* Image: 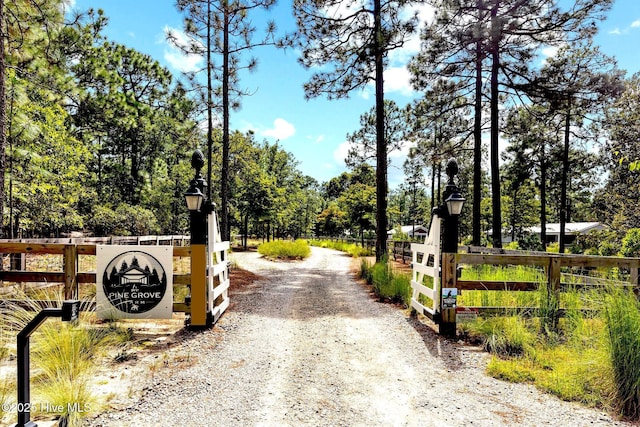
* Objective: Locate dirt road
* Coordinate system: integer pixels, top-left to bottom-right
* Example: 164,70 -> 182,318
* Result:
88,247 -> 626,426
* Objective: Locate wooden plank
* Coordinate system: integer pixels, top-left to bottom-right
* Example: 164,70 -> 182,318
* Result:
173,246 -> 191,257
0,243 -> 67,254
64,244 -> 78,299
211,241 -> 230,252
210,297 -> 230,324
410,280 -> 435,300
173,274 -> 190,285
456,280 -> 539,291
559,255 -> 640,269
0,271 -> 65,282
411,263 -> 436,277
411,299 -> 435,318
212,280 -> 230,300
77,244 -> 96,255
211,262 -> 228,277
457,253 -> 551,266
78,272 -> 96,283
173,302 -> 190,313
190,244 -> 208,326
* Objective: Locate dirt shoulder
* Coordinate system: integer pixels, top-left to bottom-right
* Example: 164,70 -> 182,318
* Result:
85,247 -> 626,426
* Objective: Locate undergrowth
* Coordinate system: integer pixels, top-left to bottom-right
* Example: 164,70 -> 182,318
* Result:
258,239 -> 311,260
307,239 -> 373,257
0,292 -> 134,426
459,279 -> 640,420
359,258 -> 411,306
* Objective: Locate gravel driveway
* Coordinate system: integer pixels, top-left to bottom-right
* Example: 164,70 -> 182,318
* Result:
87,247 -> 627,426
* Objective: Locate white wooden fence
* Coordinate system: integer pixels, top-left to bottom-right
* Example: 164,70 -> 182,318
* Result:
410,214 -> 441,319
206,209 -> 230,324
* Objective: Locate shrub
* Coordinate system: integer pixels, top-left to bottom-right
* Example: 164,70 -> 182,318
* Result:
621,228 -> 640,258
466,316 -> 536,357
603,286 -> 640,419
258,239 -> 311,260
360,259 -> 411,306
307,239 -> 373,257
87,204 -> 160,236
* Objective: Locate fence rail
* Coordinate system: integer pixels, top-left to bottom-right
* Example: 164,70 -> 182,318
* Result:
447,251 -> 640,319
0,238 -> 192,311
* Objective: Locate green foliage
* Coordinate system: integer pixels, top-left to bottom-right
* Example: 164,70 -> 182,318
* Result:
359,259 -> 411,306
258,239 -> 311,260
603,286 -> 640,419
390,225 -> 409,242
621,228 -> 640,258
467,317 -> 536,357
308,239 -> 373,257
87,204 -> 160,236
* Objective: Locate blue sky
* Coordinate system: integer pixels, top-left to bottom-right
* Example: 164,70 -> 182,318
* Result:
70,0 -> 640,188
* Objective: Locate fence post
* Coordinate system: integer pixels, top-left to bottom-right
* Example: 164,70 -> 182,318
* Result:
63,244 -> 78,300
440,253 -> 457,337
546,256 -> 561,330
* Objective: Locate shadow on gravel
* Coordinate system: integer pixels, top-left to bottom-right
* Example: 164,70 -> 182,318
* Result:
406,316 -> 466,371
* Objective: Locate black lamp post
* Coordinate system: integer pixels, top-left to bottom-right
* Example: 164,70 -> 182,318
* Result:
184,150 -> 209,245
438,158 -> 465,337
441,158 -> 466,254
183,150 -> 214,327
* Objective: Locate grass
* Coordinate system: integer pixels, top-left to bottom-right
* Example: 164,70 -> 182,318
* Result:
602,285 -> 640,419
308,239 -> 374,257
0,292 -> 135,426
359,258 -> 411,306
459,278 -> 640,419
258,239 -> 311,260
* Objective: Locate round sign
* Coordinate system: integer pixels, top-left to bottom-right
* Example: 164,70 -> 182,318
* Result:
101,250 -> 168,314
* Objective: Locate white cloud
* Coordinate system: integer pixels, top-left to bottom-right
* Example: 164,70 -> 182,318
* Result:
391,4 -> 436,64
333,140 -> 351,165
541,45 -> 559,59
262,118 -> 296,140
163,26 -> 204,73
384,66 -> 415,96
632,20 -> 640,28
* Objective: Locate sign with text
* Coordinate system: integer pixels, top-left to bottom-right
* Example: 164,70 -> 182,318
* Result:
442,288 -> 457,308
96,246 -> 173,319
456,307 -> 479,323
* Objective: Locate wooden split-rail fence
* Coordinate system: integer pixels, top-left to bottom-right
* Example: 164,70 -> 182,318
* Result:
0,236 -> 193,313
410,217 -> 640,333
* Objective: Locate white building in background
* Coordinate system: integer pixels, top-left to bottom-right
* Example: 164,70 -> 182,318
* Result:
487,222 -> 606,245
387,225 -> 429,240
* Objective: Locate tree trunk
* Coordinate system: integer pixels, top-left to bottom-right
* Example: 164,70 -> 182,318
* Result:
0,0 -> 5,238
489,5 -> 502,248
559,106 -> 571,254
221,2 -> 231,241
430,160 -> 435,214
472,9 -> 483,246
539,143 -> 547,249
206,0 -> 213,200
373,0 -> 387,262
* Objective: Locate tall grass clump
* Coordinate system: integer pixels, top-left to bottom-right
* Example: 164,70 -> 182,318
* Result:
308,239 -> 373,257
258,239 -> 311,260
603,285 -> 640,419
360,259 -> 411,306
465,316 -> 536,357
1,293 -> 134,426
